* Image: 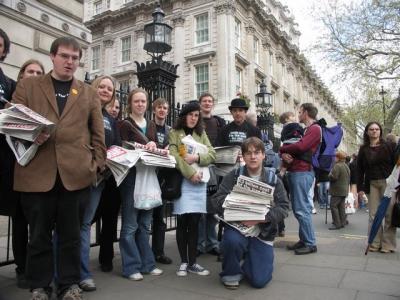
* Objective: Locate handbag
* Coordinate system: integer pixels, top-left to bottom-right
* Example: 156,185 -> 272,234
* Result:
134,164 -> 162,210
158,167 -> 183,200
345,193 -> 356,214
392,189 -> 400,227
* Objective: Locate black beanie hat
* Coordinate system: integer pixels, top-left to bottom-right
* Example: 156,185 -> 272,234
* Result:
179,100 -> 201,117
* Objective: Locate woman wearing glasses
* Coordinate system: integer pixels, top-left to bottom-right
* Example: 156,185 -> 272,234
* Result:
357,122 -> 397,253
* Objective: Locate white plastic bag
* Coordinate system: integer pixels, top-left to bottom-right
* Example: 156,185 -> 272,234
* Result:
134,164 -> 162,210
345,193 -> 356,214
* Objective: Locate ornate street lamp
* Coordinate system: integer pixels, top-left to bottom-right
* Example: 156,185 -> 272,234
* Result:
143,4 -> 172,58
255,79 -> 275,147
135,3 -> 179,125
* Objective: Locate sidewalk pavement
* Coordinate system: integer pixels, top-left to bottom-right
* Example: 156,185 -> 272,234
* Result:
0,208 -> 399,300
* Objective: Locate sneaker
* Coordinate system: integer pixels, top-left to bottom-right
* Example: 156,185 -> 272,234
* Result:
128,273 -> 143,281
149,268 -> 163,276
31,288 -> 49,300
312,208 -> 317,214
61,285 -> 82,300
176,263 -> 188,277
294,245 -> 318,255
79,278 -> 96,292
187,263 -> 210,276
223,280 -> 240,290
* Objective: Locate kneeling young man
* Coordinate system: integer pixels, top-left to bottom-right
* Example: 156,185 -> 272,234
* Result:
212,137 -> 289,289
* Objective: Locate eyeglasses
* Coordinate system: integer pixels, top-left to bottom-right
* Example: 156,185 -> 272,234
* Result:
56,53 -> 80,62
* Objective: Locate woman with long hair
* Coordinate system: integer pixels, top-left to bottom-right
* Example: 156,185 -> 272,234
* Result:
168,101 -> 216,277
357,121 -> 397,253
118,88 -> 163,281
80,75 -> 121,291
17,59 -> 45,80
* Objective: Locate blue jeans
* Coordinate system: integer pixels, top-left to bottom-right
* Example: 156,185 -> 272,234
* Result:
288,171 -> 316,246
197,213 -> 219,253
220,227 -> 273,288
318,182 -> 330,208
80,181 -> 105,281
119,169 -> 156,277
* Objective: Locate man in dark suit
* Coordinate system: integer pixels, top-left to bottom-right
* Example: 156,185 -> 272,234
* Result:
12,36 -> 106,300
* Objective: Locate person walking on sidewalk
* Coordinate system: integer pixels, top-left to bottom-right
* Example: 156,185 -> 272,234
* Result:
280,103 -> 321,255
357,122 -> 397,253
12,36 -> 106,300
328,151 -> 350,230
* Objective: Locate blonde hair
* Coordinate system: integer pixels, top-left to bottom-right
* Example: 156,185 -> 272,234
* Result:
91,75 -> 116,107
336,150 -> 347,161
127,88 -> 148,114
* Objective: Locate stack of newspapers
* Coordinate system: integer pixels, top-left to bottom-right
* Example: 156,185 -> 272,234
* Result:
222,175 -> 274,221
0,99 -> 55,166
106,143 -> 176,186
213,146 -> 241,176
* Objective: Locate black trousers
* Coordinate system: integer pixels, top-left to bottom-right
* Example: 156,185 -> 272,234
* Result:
21,178 -> 89,292
152,203 -> 167,257
176,213 -> 201,265
12,196 -> 28,275
93,178 -> 121,266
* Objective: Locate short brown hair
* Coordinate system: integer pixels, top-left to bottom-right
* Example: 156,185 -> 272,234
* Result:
241,137 -> 265,154
17,59 -> 45,81
50,36 -> 82,59
152,97 -> 169,111
127,88 -> 148,114
300,103 -> 318,119
198,92 -> 215,103
279,111 -> 294,124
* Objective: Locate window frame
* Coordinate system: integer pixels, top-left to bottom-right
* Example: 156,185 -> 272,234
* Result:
194,63 -> 209,99
93,0 -> 102,15
120,36 -> 132,64
195,13 -> 209,45
91,45 -> 100,71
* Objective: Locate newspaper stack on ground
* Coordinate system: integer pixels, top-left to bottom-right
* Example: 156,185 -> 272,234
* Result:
181,135 -> 210,183
213,146 -> 241,176
106,146 -> 141,186
222,175 -> 274,221
123,141 -> 176,168
0,99 -> 55,166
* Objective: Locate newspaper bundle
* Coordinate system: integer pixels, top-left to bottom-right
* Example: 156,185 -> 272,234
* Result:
0,100 -> 55,166
106,146 -> 141,186
181,135 -> 210,183
213,146 -> 241,176
222,175 -> 274,221
123,141 -> 176,168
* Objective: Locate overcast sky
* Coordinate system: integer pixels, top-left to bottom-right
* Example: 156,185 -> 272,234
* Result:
279,0 -> 346,103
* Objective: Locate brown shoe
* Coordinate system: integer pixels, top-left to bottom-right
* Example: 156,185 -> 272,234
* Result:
287,241 -> 305,250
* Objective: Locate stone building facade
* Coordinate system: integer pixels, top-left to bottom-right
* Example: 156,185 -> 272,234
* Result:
0,0 -> 91,80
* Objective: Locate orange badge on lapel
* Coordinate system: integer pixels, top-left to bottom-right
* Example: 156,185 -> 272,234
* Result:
71,89 -> 78,95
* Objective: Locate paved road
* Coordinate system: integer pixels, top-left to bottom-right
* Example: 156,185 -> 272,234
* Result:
0,208 -> 399,300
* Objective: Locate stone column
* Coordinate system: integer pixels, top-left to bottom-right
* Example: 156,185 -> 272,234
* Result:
103,38 -> 114,75
135,29 -> 145,67
214,1 -> 236,116
172,14 -> 185,104
245,23 -> 256,103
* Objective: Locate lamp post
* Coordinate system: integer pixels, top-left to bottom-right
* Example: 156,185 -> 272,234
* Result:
379,85 -> 387,127
255,79 -> 274,144
135,4 -> 179,125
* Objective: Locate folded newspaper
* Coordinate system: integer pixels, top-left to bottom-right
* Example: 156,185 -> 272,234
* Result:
0,102 -> 55,141
213,146 -> 241,176
123,141 -> 176,168
0,99 -> 55,166
222,175 -> 274,221
214,214 -> 261,237
106,146 -> 141,186
181,135 -> 210,183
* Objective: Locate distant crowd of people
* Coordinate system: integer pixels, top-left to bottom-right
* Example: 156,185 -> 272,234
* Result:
0,28 -> 398,300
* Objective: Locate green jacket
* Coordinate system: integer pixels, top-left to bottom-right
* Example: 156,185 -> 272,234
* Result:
329,161 -> 350,197
168,129 -> 216,179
